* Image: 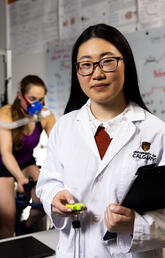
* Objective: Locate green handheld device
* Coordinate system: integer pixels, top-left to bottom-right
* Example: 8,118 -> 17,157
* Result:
66,203 -> 85,211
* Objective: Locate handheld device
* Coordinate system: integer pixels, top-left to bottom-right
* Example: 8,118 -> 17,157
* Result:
66,203 -> 85,211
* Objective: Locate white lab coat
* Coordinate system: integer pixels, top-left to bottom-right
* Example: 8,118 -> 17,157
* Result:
36,102 -> 165,258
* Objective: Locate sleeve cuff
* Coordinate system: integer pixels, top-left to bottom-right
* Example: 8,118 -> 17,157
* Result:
117,233 -> 133,253
51,211 -> 67,229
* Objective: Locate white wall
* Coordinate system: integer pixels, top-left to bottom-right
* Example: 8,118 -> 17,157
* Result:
0,0 -> 6,50
0,1 -> 46,104
11,52 -> 46,102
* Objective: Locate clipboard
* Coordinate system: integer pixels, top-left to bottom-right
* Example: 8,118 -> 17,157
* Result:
0,236 -> 55,258
103,163 -> 165,241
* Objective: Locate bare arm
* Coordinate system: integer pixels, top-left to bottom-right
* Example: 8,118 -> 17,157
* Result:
0,106 -> 28,192
41,108 -> 56,136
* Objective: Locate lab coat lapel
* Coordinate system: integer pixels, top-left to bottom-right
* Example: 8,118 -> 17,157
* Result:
77,106 -> 100,159
98,102 -> 146,173
96,121 -> 136,175
76,101 -> 145,175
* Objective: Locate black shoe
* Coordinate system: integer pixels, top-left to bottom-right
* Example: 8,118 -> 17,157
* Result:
21,220 -> 34,235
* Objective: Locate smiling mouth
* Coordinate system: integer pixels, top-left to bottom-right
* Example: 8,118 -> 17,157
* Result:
91,84 -> 108,90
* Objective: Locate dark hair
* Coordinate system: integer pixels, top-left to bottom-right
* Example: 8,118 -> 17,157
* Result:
11,74 -> 47,150
19,74 -> 47,96
64,23 -> 148,114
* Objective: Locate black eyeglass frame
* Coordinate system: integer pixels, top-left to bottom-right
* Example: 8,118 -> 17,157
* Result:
75,56 -> 124,76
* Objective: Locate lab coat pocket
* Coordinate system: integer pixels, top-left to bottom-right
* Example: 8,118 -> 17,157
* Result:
56,226 -> 75,258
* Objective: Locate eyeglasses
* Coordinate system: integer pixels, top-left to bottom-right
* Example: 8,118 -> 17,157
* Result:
76,56 -> 123,76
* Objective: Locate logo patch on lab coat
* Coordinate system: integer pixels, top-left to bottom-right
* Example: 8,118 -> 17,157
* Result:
142,142 -> 151,151
132,151 -> 156,161
132,142 -> 157,161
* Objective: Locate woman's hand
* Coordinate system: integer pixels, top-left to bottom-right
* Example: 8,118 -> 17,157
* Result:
51,190 -> 75,216
17,176 -> 29,193
104,203 -> 135,234
51,190 -> 86,217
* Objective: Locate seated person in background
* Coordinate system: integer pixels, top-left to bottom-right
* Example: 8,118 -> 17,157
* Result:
0,74 -> 55,239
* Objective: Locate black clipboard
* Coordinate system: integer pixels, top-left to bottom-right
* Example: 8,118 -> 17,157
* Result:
0,236 -> 55,258
103,163 -> 165,241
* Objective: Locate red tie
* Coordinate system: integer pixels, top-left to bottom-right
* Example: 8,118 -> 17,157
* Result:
95,126 -> 112,159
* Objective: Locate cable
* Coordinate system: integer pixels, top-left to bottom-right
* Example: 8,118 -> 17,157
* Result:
72,214 -> 81,258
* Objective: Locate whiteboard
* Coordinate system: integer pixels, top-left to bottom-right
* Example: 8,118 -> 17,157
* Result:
45,40 -> 74,119
45,26 -> 165,121
127,26 -> 165,121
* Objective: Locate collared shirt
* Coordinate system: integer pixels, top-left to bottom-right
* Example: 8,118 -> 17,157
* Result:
86,99 -> 131,138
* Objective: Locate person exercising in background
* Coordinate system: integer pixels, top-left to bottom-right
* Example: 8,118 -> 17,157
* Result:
0,74 -> 55,239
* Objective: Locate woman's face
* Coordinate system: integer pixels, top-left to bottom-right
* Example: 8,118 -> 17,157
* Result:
19,84 -> 46,111
77,38 -> 125,107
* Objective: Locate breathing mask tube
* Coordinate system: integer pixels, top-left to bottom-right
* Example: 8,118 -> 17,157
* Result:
0,109 -> 50,129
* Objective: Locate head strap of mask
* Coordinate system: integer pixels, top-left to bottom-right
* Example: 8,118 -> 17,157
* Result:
19,93 -> 43,116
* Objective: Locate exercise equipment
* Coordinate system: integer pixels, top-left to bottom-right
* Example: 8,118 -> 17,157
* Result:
15,176 -> 43,236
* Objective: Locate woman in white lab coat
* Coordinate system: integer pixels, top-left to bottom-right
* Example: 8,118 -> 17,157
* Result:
36,24 -> 165,257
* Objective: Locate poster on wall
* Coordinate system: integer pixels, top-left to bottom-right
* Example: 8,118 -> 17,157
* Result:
137,0 -> 162,29
8,0 -> 59,54
58,0 -> 138,39
45,40 -> 73,119
81,0 -> 109,31
107,0 -> 137,33
127,26 -> 165,121
59,0 -> 82,40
